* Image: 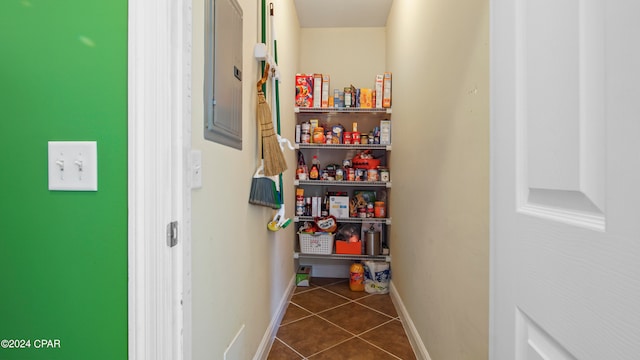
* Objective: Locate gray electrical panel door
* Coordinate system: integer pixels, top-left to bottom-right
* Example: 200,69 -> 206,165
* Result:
204,0 -> 243,149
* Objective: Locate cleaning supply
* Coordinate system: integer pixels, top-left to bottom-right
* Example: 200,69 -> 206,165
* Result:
256,63 -> 287,177
349,262 -> 365,292
248,162 -> 280,209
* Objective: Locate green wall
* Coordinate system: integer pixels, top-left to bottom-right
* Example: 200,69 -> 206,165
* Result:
0,1 -> 127,359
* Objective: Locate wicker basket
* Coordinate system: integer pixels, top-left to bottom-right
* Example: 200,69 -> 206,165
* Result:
298,232 -> 334,254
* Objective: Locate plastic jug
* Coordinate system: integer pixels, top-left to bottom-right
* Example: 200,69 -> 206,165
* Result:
349,262 -> 365,291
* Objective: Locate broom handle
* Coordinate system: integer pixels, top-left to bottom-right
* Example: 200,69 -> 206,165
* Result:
270,3 -> 285,203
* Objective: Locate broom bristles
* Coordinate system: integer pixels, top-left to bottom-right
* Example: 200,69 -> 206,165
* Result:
249,176 -> 281,209
257,92 -> 288,176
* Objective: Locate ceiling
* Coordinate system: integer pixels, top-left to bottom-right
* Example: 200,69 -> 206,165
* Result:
293,0 -> 393,28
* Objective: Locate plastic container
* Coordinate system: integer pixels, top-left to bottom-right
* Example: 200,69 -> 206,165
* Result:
349,262 -> 365,291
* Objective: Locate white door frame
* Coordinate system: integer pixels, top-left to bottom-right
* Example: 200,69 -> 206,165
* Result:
128,0 -> 193,359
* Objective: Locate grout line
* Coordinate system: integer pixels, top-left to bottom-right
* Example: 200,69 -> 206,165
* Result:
272,337 -> 307,359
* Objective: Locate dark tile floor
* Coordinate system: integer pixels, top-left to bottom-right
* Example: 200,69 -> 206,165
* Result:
267,278 -> 417,360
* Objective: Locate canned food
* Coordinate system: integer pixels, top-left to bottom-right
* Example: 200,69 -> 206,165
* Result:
367,168 -> 379,181
352,132 -> 361,144
379,168 -> 390,182
343,132 -> 352,144
301,133 -> 310,143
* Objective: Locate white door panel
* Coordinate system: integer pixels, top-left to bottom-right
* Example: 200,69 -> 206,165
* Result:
492,0 -> 640,359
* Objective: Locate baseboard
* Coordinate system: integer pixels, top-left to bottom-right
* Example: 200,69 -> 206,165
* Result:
389,280 -> 432,360
252,274 -> 296,360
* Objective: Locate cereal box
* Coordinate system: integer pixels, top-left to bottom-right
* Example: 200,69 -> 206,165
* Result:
295,74 -> 314,107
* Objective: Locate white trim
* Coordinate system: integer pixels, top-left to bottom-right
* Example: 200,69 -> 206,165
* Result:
389,281 -> 432,360
128,0 -> 190,359
252,275 -> 297,360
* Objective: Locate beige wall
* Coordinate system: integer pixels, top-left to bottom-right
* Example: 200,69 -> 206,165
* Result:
386,0 -> 490,359
300,27 -> 386,91
190,0 -> 299,358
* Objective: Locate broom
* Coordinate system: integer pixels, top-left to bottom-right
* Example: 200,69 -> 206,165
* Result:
257,63 -> 287,176
249,64 -> 282,208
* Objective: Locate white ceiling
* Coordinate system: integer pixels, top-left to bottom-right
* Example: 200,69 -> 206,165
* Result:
293,0 -> 393,28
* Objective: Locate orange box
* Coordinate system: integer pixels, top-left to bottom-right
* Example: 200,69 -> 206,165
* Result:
359,88 -> 373,108
335,240 -> 362,255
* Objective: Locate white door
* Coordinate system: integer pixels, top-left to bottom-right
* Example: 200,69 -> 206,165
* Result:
491,0 -> 640,359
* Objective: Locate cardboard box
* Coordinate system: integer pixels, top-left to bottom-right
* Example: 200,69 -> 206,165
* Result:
321,74 -> 330,108
313,74 -> 322,108
375,74 -> 384,108
329,196 -> 350,218
296,265 -> 312,286
295,74 -> 314,107
360,88 -> 373,108
382,72 -> 392,108
380,120 -> 391,145
335,240 -> 362,255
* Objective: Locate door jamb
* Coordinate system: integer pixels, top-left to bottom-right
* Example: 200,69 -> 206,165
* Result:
128,0 -> 192,359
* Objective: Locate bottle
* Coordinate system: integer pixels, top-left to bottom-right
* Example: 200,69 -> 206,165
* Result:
296,151 -> 308,180
309,155 -> 320,180
349,262 -> 365,292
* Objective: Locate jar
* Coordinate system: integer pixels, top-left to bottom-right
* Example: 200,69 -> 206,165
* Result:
360,134 -> 368,144
374,201 -> 386,218
312,127 -> 325,143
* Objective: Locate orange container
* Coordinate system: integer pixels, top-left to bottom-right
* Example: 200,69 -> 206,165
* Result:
349,262 -> 365,291
335,240 -> 361,255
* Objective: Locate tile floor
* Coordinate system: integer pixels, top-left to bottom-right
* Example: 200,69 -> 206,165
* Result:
267,277 -> 417,360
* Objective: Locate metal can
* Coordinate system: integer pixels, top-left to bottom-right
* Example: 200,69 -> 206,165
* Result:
343,131 -> 352,144
352,132 -> 361,144
347,168 -> 355,181
367,168 -> 379,181
379,168 -> 390,182
301,132 -> 310,144
335,168 -> 344,181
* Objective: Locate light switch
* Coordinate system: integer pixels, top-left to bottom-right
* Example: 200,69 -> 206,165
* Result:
190,150 -> 202,189
48,141 -> 98,191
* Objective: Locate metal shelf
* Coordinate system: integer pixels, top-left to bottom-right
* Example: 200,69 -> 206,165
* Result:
295,179 -> 391,188
295,216 -> 391,225
296,143 -> 391,151
294,252 -> 391,262
295,107 -> 392,114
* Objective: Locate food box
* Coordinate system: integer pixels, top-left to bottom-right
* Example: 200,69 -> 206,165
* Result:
335,240 -> 362,255
313,74 -> 322,107
375,74 -> 384,108
360,88 -> 373,108
329,196 -> 349,218
382,72 -> 392,108
321,74 -> 330,108
296,265 -> 312,286
295,74 -> 314,107
380,120 -> 391,145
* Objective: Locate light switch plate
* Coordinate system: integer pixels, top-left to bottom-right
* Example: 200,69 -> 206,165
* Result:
48,141 -> 98,191
190,150 -> 202,189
